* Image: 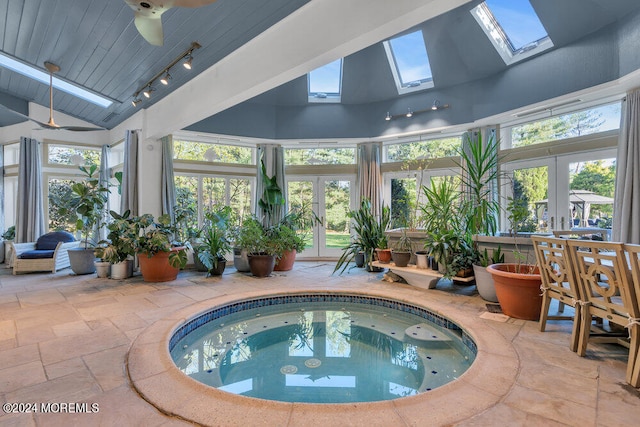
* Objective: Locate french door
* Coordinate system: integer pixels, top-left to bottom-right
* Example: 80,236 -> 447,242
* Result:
502,148 -> 616,234
287,175 -> 355,257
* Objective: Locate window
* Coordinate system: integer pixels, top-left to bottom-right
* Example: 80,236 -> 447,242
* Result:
285,147 -> 355,165
175,174 -> 253,229
173,140 -> 254,165
308,59 -> 343,103
385,136 -> 461,162
47,144 -> 101,167
471,0 -> 553,65
384,30 -> 434,94
3,143 -> 20,166
48,177 -> 78,231
507,102 -> 622,148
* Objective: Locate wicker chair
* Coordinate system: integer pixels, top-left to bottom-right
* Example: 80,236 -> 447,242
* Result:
9,231 -> 78,274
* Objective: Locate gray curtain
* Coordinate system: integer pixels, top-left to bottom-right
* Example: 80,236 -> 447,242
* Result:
255,144 -> 286,227
120,130 -> 139,216
15,137 -> 45,242
613,89 -> 640,243
357,142 -> 382,217
161,135 -> 176,220
97,144 -> 111,241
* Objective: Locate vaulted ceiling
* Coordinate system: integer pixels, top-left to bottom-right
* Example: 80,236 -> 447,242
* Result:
1,0 -> 640,139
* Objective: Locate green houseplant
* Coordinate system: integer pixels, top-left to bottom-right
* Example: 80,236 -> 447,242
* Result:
238,217 -> 277,277
95,210 -> 139,279
134,214 -> 188,282
334,199 -> 390,274
391,227 -> 412,267
196,207 -> 232,276
65,164 -> 110,275
271,223 -> 306,271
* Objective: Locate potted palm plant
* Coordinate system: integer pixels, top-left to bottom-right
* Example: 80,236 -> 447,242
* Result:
333,199 -> 390,274
196,207 -> 232,276
66,164 -> 110,275
238,217 -> 277,277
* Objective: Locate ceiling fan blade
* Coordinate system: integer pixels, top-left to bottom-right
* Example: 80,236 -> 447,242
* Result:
174,0 -> 218,7
134,12 -> 165,46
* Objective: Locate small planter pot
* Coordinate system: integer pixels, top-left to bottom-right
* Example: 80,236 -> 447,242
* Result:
233,248 -> 250,272
110,260 -> 131,280
248,253 -> 276,278
391,250 -> 411,267
274,249 -> 296,271
487,263 -> 542,320
95,261 -> 110,278
415,251 -> 429,269
375,248 -> 392,264
354,251 -> 365,268
209,258 -> 226,276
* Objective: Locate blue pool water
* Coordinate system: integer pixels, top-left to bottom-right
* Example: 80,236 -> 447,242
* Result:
170,295 -> 476,403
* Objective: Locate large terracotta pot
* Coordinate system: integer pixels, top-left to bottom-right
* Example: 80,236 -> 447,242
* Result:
487,263 -> 542,320
138,247 -> 184,282
248,253 -> 276,278
274,249 -> 296,271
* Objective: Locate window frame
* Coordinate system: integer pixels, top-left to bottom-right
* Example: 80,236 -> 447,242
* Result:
383,30 -> 434,95
307,58 -> 343,103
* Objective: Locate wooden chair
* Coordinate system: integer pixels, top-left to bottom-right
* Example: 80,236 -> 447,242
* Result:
531,236 -> 582,352
622,243 -> 640,387
568,239 -> 640,387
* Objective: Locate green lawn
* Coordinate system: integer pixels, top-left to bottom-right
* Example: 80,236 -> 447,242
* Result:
325,233 -> 350,248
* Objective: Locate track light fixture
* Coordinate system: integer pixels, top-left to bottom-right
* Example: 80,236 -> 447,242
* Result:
131,41 -> 201,107
160,71 -> 171,85
183,55 -> 193,70
384,101 -> 451,121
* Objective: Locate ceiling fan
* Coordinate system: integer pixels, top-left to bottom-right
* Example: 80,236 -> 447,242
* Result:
125,0 -> 218,46
0,62 -> 105,131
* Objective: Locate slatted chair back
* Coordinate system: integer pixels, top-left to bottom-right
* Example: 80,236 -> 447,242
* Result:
622,243 -> 640,387
568,239 -> 640,387
531,235 -> 582,351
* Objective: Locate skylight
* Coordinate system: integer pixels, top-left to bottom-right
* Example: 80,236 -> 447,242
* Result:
471,0 -> 553,65
308,58 -> 343,103
0,52 -> 113,108
384,30 -> 434,95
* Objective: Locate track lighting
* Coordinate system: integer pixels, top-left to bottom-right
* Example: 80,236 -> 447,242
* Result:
383,102 -> 450,121
160,71 -> 171,85
183,55 -> 193,70
131,41 -> 201,106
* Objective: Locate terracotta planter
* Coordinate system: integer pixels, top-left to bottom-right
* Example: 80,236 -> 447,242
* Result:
391,250 -> 411,267
375,248 -> 392,263
274,249 -> 296,271
138,247 -> 184,282
487,263 -> 542,320
248,253 -> 276,278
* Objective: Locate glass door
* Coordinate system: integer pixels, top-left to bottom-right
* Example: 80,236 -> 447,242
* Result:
287,176 -> 355,257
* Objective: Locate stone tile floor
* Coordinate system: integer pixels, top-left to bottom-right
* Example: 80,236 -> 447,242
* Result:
0,262 -> 638,426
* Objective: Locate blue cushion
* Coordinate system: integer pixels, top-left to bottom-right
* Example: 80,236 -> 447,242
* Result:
36,231 -> 75,250
18,250 -> 55,259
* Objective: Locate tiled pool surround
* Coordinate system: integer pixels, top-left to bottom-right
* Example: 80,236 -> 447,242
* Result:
127,288 -> 519,426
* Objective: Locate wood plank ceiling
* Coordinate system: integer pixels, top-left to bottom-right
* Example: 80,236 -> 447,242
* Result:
0,0 -> 310,128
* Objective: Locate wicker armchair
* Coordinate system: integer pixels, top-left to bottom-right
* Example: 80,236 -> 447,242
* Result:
9,231 -> 78,274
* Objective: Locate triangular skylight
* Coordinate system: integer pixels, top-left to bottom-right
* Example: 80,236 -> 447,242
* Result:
308,58 -> 343,103
471,0 -> 553,65
383,30 -> 434,95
